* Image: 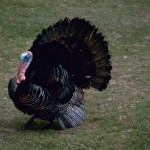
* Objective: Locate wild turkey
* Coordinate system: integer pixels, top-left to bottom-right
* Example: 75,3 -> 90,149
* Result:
8,17 -> 112,129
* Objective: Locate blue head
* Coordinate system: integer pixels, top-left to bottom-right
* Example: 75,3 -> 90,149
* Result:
17,51 -> 33,83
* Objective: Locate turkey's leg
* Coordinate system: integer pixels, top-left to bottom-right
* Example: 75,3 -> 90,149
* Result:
43,120 -> 54,129
22,115 -> 36,129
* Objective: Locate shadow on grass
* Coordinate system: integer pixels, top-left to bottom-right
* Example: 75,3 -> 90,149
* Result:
0,117 -> 62,133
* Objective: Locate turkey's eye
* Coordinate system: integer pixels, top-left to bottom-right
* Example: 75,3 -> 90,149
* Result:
21,53 -> 29,61
24,55 -> 29,61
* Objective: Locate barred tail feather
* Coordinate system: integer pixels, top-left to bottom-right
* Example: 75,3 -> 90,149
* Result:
57,104 -> 84,129
57,86 -> 84,129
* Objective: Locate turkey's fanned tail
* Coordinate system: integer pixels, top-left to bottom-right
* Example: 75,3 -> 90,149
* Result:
30,17 -> 112,91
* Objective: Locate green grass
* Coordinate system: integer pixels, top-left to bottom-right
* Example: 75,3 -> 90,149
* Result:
0,0 -> 150,149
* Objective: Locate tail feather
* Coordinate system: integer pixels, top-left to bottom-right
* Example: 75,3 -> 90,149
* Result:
30,17 -> 112,91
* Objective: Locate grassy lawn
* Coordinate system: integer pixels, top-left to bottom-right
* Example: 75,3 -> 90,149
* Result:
0,0 -> 150,149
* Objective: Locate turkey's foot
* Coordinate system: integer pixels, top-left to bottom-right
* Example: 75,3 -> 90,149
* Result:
21,116 -> 36,130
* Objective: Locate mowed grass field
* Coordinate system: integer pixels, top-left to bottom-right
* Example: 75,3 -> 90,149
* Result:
0,0 -> 150,149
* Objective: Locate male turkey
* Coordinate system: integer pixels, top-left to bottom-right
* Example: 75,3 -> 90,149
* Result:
8,17 -> 112,129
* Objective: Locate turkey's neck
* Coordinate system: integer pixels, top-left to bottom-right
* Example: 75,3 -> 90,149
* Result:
17,62 -> 29,83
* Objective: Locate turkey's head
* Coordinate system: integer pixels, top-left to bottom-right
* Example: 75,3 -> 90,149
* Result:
17,51 -> 33,84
